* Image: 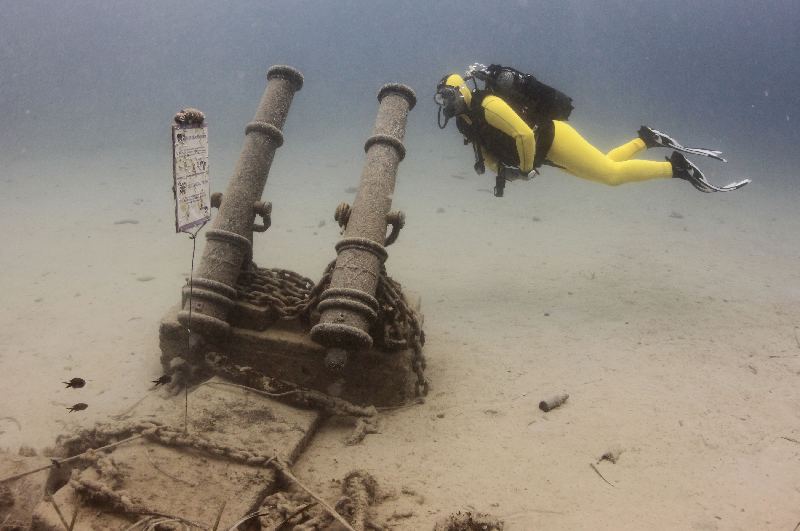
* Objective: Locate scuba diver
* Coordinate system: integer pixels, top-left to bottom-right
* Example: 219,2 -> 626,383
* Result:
435,63 -> 750,197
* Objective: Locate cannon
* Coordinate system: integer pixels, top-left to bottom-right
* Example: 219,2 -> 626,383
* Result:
178,65 -> 303,338
159,75 -> 426,406
310,84 -> 416,370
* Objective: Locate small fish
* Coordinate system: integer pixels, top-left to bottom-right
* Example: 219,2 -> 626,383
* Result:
151,374 -> 172,388
67,403 -> 88,413
63,378 -> 86,389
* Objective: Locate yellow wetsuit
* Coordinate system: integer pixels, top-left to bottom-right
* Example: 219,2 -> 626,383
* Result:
547,121 -> 673,185
445,74 -> 673,185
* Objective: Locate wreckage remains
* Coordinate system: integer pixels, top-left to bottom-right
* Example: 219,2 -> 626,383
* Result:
5,65 -> 440,530
161,69 -> 425,407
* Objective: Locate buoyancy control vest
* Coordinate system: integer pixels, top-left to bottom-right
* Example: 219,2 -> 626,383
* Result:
457,91 -> 519,167
456,90 -> 557,173
459,64 -> 571,173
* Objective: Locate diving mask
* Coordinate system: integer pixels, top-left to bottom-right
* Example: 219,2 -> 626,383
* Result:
434,85 -> 465,128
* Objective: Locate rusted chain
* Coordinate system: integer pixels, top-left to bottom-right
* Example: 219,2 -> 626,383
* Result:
375,268 -> 428,396
231,260 -> 428,396
0,432 -> 148,485
206,354 -> 378,420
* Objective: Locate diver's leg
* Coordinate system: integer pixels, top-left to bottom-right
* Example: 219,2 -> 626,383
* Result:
607,138 -> 646,162
547,121 -> 672,185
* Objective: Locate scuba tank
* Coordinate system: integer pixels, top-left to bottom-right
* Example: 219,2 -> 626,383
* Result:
472,64 -> 574,126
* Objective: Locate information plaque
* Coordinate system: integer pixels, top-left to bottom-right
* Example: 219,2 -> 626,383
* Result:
172,124 -> 210,232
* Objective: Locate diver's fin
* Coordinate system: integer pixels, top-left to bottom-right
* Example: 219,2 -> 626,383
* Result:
640,126 -> 727,162
668,152 -> 751,193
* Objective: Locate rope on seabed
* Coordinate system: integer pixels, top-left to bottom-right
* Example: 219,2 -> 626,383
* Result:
1,420 -> 273,486
3,416 -> 358,526
203,355 -> 380,445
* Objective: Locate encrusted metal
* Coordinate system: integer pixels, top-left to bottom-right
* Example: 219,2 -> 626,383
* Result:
178,65 -> 303,336
310,84 -> 416,357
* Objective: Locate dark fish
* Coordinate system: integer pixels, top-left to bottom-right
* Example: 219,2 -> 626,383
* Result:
67,403 -> 88,413
63,378 -> 86,389
151,375 -> 172,388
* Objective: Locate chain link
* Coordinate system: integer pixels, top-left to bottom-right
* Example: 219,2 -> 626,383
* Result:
234,262 -> 428,396
375,269 -> 429,396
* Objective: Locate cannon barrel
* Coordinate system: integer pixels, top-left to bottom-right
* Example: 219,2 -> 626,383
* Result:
311,83 -> 416,359
178,65 -> 303,337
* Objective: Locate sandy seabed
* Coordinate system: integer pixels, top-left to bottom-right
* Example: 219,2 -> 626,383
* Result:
1,134 -> 799,529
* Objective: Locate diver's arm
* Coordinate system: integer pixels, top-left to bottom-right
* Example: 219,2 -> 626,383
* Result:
481,95 -> 535,173
483,148 -> 537,184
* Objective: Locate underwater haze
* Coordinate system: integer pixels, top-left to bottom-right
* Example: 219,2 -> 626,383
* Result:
2,1 -> 800,529
2,0 -> 799,180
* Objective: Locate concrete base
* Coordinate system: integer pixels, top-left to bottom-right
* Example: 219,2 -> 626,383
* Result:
31,378 -> 321,530
160,297 -> 422,407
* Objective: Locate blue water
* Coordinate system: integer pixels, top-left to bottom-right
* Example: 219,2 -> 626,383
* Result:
1,0 -> 798,183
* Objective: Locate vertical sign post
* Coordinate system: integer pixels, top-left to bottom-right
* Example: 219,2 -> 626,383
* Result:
171,107 -> 210,433
172,109 -> 210,233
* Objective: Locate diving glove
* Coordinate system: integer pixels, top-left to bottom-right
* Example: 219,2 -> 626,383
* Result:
494,164 -> 536,198
499,164 -> 538,182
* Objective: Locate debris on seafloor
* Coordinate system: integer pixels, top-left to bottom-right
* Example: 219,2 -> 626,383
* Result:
597,448 -> 623,464
538,393 -> 569,412
268,461 -> 358,531
589,462 -> 615,488
26,380 -> 321,530
433,511 -> 504,531
258,469 -> 386,531
0,432 -> 144,490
